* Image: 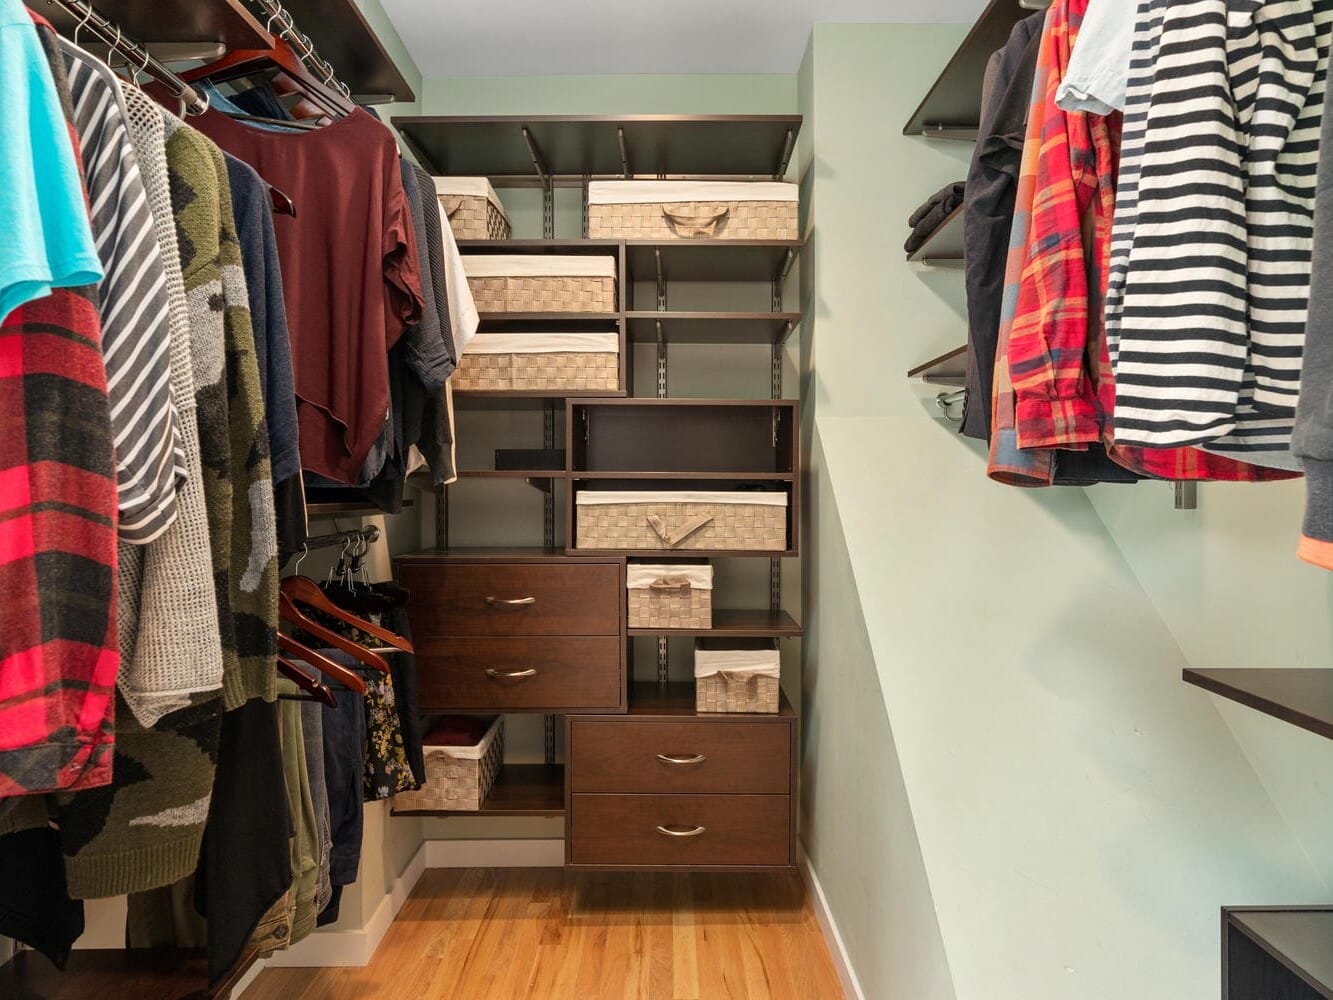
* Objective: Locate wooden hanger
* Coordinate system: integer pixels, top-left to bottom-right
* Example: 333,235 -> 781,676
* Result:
278,657 -> 336,706
277,632 -> 367,694
183,37 -> 354,120
279,591 -> 391,673
282,576 -> 414,654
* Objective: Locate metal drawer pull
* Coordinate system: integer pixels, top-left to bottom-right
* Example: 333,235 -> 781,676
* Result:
656,753 -> 707,766
485,668 -> 538,681
656,824 -> 706,838
486,596 -> 537,607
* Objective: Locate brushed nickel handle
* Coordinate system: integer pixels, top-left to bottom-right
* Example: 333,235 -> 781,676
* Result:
485,668 -> 538,681
486,596 -> 536,607
657,753 -> 707,766
656,824 -> 706,838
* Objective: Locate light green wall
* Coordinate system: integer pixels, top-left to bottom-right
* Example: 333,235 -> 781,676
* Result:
352,0 -> 422,119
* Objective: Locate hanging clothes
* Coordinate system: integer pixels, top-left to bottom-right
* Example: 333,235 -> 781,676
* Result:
190,108 -> 424,484
1054,0 -> 1132,116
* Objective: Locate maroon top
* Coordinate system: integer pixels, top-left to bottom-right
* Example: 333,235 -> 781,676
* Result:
192,108 -> 423,483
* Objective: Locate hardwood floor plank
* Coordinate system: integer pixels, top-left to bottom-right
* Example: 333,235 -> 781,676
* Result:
243,867 -> 843,1000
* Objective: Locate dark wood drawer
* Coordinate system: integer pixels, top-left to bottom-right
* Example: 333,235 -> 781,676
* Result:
401,562 -> 621,637
569,794 -> 792,868
569,719 -> 791,795
416,636 -> 623,712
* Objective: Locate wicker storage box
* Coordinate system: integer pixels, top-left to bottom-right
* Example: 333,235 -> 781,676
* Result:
462,254 -> 617,314
453,332 -> 620,392
587,180 -> 799,241
627,563 -> 713,630
434,177 -> 511,240
695,639 -> 780,714
575,490 -> 788,552
392,716 -> 503,812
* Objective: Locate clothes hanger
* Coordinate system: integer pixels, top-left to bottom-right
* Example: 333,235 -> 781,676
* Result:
279,590 -> 393,672
277,632 -> 367,694
282,576 -> 415,654
183,36 -> 354,120
278,657 -> 337,706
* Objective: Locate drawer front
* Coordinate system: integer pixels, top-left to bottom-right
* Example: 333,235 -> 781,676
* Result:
569,720 -> 790,795
402,562 -> 621,637
417,637 -> 623,711
570,794 -> 791,868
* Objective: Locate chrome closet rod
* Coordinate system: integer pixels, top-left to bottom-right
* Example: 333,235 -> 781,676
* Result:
43,0 -> 209,115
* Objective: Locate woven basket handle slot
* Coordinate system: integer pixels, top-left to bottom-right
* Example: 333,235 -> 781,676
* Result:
439,195 -> 465,219
649,576 -> 693,592
646,514 -> 714,548
661,203 -> 729,238
717,670 -> 763,691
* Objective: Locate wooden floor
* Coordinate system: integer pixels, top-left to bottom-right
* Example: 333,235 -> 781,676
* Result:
243,868 -> 845,1000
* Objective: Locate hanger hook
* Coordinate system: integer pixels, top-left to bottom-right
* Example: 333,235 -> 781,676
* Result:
293,543 -> 309,577
73,2 -> 94,46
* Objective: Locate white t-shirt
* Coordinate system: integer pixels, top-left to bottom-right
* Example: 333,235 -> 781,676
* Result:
1055,0 -> 1133,115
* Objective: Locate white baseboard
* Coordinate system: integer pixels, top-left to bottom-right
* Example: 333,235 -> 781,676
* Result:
799,847 -> 866,1000
424,837 -> 564,869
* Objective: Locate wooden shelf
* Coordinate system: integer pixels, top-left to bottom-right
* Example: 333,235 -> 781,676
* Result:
42,0 -> 271,50
307,499 -> 414,518
903,0 -> 1041,139
392,115 -> 803,182
393,764 -> 565,817
907,204 -> 965,265
1183,668 -> 1333,741
454,389 -> 627,401
908,345 -> 967,387
1227,908 -> 1333,998
457,469 -> 568,479
478,312 -> 620,324
629,609 -> 803,638
628,682 -> 796,718
571,548 -> 798,559
572,472 -> 794,481
627,312 -> 801,345
458,239 -> 622,255
626,240 -> 803,283
278,0 -> 415,102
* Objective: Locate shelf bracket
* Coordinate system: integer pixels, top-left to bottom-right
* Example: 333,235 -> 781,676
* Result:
655,248 -> 667,311
1175,481 -> 1198,511
543,402 -> 557,545
656,321 -> 668,399
770,559 -> 782,613
657,637 -> 669,684
434,483 -> 450,550
774,128 -> 795,180
617,126 -> 631,178
523,126 -> 555,239
582,173 -> 591,238
544,715 -> 555,765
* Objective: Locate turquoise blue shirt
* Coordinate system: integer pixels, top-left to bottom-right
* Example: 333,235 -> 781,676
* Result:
0,0 -> 102,321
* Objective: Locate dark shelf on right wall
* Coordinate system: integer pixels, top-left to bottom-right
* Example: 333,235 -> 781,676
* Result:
1225,908 -> 1333,999
1183,668 -> 1333,741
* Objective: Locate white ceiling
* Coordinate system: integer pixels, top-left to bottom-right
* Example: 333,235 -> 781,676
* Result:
381,0 -> 987,78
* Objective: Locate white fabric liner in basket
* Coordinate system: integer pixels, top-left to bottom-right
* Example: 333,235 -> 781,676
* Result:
694,647 -> 780,679
461,254 -> 617,278
577,491 -> 788,507
463,332 -> 620,355
588,180 -> 799,205
627,564 -> 714,590
425,715 -> 503,759
432,176 -> 507,215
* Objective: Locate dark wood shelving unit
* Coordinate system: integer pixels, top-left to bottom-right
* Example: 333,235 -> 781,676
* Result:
1225,908 -> 1333,999
41,0 -> 271,50
307,499 -> 414,518
626,240 -> 802,283
908,345 -> 968,386
393,764 -> 566,818
903,0 -> 1041,140
907,204 -> 965,265
629,609 -> 803,638
278,0 -> 415,102
1183,668 -> 1333,742
392,115 -> 801,183
456,469 -> 568,480
627,312 -> 801,345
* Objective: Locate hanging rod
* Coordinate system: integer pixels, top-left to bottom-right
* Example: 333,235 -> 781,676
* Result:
43,0 -> 209,115
303,525 -> 382,551
247,0 -> 352,99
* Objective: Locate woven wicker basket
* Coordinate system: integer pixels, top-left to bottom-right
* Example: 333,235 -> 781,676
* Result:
576,491 -> 787,552
462,255 -> 618,314
434,177 -> 511,240
392,717 -> 503,812
453,333 -> 620,392
588,181 -> 799,241
695,640 -> 780,714
627,563 -> 713,629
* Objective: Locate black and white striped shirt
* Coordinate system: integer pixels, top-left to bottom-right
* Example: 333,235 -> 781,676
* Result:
65,49 -> 184,544
1107,0 -> 1333,466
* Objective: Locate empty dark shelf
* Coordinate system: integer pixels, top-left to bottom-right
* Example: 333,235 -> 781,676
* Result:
626,240 -> 803,283
392,115 -> 802,181
307,499 -> 414,518
903,0 -> 1042,139
629,609 -> 803,638
906,204 -> 965,265
43,0 -> 270,50
392,764 -> 565,817
1183,668 -> 1333,741
908,345 -> 968,386
1227,908 -> 1333,998
456,469 -> 569,479
279,0 -> 415,102
627,312 -> 801,344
